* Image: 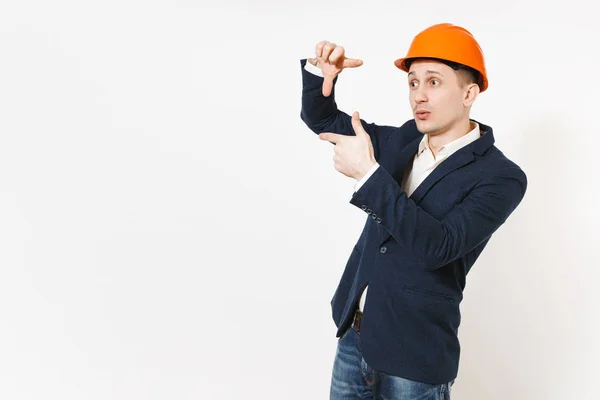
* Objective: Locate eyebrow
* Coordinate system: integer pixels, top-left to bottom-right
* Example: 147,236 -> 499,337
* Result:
408,70 -> 444,77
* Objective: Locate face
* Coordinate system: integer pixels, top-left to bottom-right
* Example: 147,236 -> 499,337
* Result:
407,59 -> 477,136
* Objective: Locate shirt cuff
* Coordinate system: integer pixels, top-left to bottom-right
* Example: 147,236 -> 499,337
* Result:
304,60 -> 324,77
354,162 -> 380,192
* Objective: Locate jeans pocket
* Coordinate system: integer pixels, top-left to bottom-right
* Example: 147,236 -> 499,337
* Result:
338,326 -> 349,341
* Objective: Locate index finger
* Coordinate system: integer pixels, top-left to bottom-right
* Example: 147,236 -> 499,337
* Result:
319,132 -> 342,144
342,58 -> 364,69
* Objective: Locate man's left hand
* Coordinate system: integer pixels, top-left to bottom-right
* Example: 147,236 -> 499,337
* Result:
319,111 -> 376,181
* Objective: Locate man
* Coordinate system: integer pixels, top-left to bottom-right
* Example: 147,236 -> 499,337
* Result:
299,23 -> 527,399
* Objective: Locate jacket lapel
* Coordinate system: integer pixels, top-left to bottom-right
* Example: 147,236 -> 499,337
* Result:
377,121 -> 495,244
408,150 -> 475,204
408,121 -> 495,204
389,135 -> 422,183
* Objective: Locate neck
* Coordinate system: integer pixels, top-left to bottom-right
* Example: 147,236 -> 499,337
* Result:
427,119 -> 473,158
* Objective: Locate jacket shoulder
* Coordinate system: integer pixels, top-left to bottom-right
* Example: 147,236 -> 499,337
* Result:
480,146 -> 528,193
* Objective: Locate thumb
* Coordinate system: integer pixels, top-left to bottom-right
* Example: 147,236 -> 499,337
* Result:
351,111 -> 368,137
322,76 -> 333,97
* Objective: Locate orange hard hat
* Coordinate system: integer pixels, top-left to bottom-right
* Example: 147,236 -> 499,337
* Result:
394,23 -> 488,92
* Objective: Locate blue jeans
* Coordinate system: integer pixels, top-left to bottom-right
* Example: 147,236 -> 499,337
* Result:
330,325 -> 454,399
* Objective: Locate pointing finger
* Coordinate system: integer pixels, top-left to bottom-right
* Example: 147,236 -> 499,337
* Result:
342,58 -> 363,69
319,132 -> 342,144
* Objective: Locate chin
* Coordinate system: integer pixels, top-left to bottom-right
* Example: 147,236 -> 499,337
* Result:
415,120 -> 435,135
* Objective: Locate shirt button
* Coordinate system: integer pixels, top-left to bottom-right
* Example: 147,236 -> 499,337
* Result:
380,246 -> 387,254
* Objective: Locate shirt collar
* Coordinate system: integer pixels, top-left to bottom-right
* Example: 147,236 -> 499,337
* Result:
418,121 -> 481,157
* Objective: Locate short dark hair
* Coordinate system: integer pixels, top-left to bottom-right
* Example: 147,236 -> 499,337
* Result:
404,57 -> 481,89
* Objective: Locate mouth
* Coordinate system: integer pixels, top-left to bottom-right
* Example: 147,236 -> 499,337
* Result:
415,110 -> 430,120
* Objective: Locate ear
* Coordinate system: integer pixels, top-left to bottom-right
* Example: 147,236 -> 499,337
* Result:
463,83 -> 480,108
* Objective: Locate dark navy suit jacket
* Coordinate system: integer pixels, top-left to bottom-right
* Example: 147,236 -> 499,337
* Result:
299,59 -> 528,384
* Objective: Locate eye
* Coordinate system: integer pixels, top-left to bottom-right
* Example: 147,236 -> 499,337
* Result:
430,79 -> 440,86
409,81 -> 418,88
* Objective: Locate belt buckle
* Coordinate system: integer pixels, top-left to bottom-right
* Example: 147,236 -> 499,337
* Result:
352,309 -> 363,333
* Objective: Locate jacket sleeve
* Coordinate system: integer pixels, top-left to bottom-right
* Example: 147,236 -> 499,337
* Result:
349,163 -> 528,270
299,58 -> 398,161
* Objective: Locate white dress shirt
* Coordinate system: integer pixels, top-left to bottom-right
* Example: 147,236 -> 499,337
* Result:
304,60 -> 481,313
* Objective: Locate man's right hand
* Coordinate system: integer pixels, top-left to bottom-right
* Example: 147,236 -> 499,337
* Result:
308,41 -> 363,97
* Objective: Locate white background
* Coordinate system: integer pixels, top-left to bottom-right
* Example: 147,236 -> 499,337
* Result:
0,0 -> 598,399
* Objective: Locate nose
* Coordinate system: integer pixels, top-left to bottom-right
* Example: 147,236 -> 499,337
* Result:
415,86 -> 428,103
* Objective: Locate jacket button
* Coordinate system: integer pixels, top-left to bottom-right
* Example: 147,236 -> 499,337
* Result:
361,205 -> 367,210
376,218 -> 382,223
380,246 -> 387,254
366,209 -> 372,214
371,213 -> 377,219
